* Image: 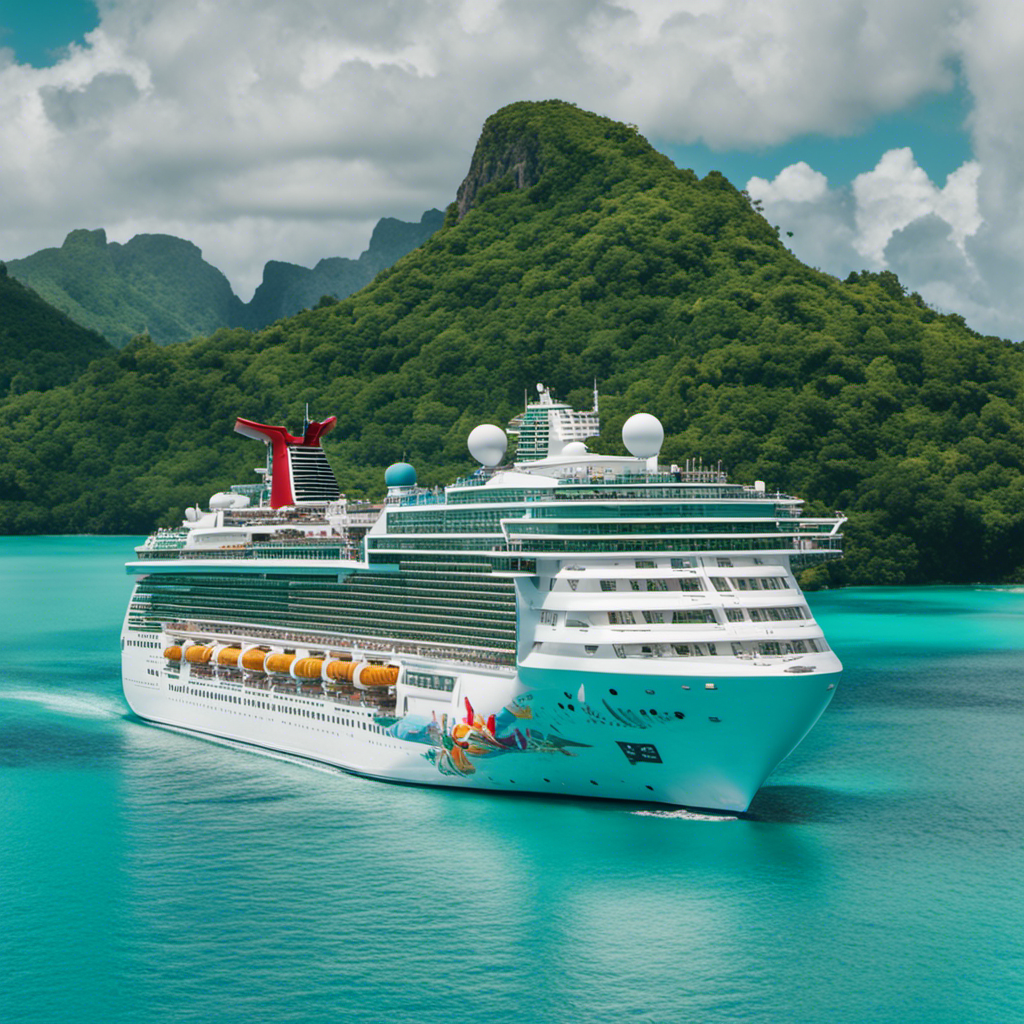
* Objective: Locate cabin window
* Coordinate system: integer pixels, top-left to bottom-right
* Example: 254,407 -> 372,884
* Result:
671,609 -> 717,624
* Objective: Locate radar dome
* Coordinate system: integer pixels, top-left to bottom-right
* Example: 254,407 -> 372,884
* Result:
562,441 -> 588,456
209,492 -> 235,509
385,462 -> 417,488
468,424 -> 508,467
622,413 -> 664,459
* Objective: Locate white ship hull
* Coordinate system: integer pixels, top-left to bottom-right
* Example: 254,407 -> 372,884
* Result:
122,628 -> 839,811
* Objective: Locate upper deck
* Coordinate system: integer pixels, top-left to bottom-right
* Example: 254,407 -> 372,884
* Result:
130,388 -> 844,574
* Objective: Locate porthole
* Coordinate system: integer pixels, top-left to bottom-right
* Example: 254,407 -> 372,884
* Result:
649,709 -> 657,716
645,689 -> 655,695
609,688 -> 618,696
674,711 -> 685,720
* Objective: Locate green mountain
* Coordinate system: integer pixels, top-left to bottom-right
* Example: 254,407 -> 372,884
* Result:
0,263 -> 113,396
5,212 -> 444,347
1,100 -> 1022,587
240,210 -> 444,327
6,229 -> 245,348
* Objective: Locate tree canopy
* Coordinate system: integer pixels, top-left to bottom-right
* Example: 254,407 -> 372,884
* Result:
2,100 -> 1022,586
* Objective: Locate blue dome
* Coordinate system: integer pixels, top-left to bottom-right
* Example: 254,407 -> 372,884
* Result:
385,462 -> 417,488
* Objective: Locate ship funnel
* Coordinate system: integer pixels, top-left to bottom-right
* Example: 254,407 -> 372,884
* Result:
234,415 -> 339,508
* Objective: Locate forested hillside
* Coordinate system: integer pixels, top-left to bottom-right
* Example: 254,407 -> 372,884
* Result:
5,212 -> 444,346
0,264 -> 113,395
2,100 -> 1023,586
6,229 -> 245,348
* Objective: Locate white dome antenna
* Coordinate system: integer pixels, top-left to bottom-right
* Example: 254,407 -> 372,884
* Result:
468,424 -> 508,467
622,413 -> 664,459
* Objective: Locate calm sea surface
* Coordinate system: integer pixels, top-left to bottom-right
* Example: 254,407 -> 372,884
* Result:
1,536 -> 1022,1024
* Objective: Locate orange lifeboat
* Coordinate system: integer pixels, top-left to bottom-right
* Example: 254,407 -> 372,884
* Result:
241,648 -> 270,672
293,657 -> 324,680
217,647 -> 242,667
163,645 -> 182,662
185,644 -> 214,664
324,660 -> 358,683
355,664 -> 400,687
265,652 -> 296,674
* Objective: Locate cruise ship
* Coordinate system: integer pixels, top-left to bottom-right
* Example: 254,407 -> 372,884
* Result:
121,385 -> 845,811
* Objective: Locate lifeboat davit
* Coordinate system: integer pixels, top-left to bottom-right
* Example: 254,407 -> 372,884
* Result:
163,645 -> 182,662
217,646 -> 242,667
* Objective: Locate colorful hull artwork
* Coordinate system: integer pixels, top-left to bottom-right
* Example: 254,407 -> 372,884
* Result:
392,696 -> 590,777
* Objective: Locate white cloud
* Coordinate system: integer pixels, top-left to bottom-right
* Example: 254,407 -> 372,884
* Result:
747,149 -> 1015,335
0,0 -> 1020,332
851,148 -> 981,262
747,162 -> 828,204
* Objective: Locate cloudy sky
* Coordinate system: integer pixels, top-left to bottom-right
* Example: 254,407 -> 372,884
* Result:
0,1 -> 1020,337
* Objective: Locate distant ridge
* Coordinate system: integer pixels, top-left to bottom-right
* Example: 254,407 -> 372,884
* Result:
5,229 -> 244,348
5,210 -> 445,346
240,210 -> 444,328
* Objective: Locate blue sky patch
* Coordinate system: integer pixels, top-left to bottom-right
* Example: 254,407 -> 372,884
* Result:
0,0 -> 98,68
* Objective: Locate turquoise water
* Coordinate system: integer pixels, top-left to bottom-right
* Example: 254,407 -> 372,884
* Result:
1,536 -> 1022,1024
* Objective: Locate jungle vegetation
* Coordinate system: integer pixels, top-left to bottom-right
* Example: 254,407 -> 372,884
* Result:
0,262 -> 113,396
2,100 -> 1023,586
4,212 -> 444,347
